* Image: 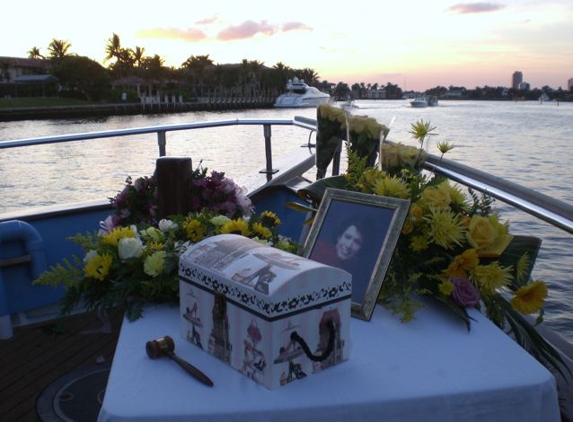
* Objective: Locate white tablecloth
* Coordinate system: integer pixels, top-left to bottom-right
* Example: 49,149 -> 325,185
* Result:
97,301 -> 560,422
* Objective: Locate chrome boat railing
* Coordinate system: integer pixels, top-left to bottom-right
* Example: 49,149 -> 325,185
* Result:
297,115 -> 573,236
423,155 -> 573,235
0,118 -> 316,178
2,116 -> 573,236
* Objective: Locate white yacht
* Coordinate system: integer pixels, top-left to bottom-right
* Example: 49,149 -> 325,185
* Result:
410,95 -> 439,108
410,96 -> 428,108
274,77 -> 331,108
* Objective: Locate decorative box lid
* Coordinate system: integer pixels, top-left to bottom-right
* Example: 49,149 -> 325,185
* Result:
179,234 -> 352,319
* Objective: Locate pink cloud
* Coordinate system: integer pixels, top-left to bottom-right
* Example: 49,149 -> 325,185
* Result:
196,16 -> 221,25
282,22 -> 312,32
136,27 -> 207,42
447,2 -> 505,14
217,20 -> 277,41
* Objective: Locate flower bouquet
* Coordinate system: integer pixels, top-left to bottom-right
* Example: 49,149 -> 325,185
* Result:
109,163 -> 253,227
299,118 -> 569,377
34,167 -> 297,321
315,104 -> 389,179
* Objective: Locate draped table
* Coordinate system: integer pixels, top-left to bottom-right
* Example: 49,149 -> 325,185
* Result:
97,301 -> 559,422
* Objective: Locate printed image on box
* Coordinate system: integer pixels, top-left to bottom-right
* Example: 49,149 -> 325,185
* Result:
179,234 -> 352,389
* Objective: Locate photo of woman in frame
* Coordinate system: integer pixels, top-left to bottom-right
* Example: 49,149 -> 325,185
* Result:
304,188 -> 410,320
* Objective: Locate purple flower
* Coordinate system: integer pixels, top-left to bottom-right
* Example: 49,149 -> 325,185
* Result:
450,277 -> 480,307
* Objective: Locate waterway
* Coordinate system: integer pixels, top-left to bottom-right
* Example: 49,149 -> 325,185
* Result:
1,99 -> 572,342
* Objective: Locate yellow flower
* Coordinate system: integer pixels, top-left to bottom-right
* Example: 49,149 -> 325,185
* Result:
146,241 -> 165,252
260,211 -> 281,227
401,220 -> 414,235
348,115 -> 367,135
144,251 -> 167,277
420,183 -> 451,210
318,104 -> 346,124
410,235 -> 428,252
252,222 -> 272,239
410,203 -> 423,220
442,183 -> 468,210
373,176 -> 411,199
439,280 -> 454,296
84,253 -> 113,281
466,215 -> 513,257
102,226 -> 136,247
510,280 -> 548,314
470,262 -> 513,296
424,207 -> 466,249
220,219 -> 250,236
381,143 -> 422,171
357,168 -> 386,193
436,141 -> 455,155
141,227 -> 164,243
408,119 -> 438,145
444,249 -> 479,278
183,218 -> 206,242
210,215 -> 231,227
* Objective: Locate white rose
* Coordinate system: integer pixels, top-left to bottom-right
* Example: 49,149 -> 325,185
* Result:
84,249 -> 98,263
158,219 -> 178,232
118,237 -> 144,260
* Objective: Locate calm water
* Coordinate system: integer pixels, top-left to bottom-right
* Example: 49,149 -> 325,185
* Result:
1,100 -> 572,342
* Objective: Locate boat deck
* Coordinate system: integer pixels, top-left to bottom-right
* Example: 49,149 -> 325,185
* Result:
0,310 -> 123,422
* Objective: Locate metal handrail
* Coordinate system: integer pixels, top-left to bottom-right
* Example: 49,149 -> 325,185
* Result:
423,155 -> 573,234
0,118 -> 315,176
2,116 -> 573,235
299,116 -> 573,236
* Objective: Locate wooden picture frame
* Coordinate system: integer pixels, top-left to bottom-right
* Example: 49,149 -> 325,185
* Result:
303,188 -> 410,320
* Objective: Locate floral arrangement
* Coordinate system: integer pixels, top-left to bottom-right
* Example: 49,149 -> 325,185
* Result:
300,118 -> 568,375
109,164 -> 253,227
34,169 -> 296,321
315,103 -> 389,178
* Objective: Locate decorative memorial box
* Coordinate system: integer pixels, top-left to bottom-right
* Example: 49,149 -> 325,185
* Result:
179,234 -> 352,389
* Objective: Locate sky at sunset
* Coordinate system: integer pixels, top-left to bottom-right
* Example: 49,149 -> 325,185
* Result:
3,0 -> 572,91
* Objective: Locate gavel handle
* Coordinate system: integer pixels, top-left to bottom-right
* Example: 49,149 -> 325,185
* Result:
167,352 -> 214,387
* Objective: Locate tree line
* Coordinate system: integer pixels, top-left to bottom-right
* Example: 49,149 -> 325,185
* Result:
2,34 -> 569,102
0,34 -> 332,102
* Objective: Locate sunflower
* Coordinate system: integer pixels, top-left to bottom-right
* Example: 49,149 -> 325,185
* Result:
102,226 -> 136,247
220,219 -> 250,236
510,280 -> 548,314
84,253 -> 113,281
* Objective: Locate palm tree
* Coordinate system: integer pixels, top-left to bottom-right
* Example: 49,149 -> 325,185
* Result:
244,60 -> 264,96
27,47 -> 44,60
48,39 -> 71,59
133,46 -> 145,68
298,68 -> 319,85
105,33 -> 122,63
181,55 -> 214,96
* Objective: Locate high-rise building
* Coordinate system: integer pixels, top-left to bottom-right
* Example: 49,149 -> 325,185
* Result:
512,71 -> 523,89
568,78 -> 573,91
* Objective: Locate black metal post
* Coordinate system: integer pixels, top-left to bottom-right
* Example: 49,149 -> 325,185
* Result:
259,124 -> 278,175
155,157 -> 192,219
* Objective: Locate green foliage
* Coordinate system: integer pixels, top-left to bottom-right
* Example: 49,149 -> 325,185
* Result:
34,256 -> 83,289
51,55 -> 112,101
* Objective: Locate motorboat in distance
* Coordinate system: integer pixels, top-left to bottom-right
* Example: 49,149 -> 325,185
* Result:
274,77 -> 331,108
410,95 -> 439,108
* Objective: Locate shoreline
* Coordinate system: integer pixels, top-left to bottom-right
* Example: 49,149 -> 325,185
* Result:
0,97 -> 275,122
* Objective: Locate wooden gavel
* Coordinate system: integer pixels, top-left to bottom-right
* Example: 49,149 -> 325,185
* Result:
146,335 -> 214,387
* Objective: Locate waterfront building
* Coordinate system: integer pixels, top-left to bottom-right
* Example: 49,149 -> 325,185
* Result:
512,71 -> 523,90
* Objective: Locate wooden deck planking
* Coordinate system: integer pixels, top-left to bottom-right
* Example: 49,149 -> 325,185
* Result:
0,310 -> 123,422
